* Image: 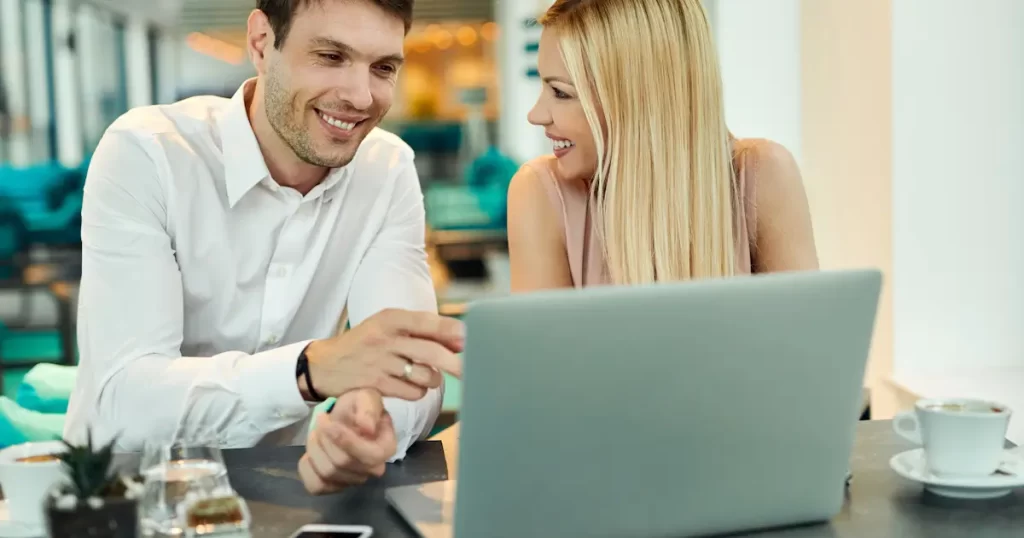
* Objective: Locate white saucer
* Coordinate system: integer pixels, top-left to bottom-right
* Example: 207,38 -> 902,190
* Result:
0,502 -> 43,538
890,448 -> 1024,499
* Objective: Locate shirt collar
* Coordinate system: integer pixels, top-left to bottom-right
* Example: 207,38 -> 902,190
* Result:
310,169 -> 347,204
216,78 -> 352,208
217,79 -> 270,208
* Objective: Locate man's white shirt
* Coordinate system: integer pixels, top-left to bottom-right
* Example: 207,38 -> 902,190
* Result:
64,79 -> 441,458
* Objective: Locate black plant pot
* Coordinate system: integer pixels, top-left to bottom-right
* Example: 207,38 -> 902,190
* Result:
44,495 -> 138,538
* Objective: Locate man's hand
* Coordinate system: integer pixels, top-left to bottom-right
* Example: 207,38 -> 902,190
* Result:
299,388 -> 396,495
301,309 -> 464,402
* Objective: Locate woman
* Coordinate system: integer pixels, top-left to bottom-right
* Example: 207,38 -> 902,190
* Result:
507,0 -> 818,291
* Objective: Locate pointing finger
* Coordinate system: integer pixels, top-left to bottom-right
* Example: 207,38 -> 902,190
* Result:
376,309 -> 465,353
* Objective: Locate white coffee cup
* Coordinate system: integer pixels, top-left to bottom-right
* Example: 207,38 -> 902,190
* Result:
0,441 -> 69,528
893,398 -> 1011,477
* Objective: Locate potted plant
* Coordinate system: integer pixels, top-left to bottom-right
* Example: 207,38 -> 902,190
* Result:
44,433 -> 144,538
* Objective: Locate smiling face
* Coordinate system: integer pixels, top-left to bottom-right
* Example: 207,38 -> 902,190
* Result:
255,0 -> 405,168
527,28 -> 599,181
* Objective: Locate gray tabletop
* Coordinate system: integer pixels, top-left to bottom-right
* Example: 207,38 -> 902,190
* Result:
225,420 -> 1023,537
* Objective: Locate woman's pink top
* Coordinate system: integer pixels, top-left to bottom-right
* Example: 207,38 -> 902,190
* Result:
524,138 -> 775,287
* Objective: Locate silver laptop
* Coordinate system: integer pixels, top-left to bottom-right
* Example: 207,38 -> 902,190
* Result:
388,269 -> 881,538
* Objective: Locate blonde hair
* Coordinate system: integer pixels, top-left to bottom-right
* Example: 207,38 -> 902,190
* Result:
540,0 -> 736,284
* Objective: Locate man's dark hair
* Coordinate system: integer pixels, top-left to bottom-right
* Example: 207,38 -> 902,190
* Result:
257,0 -> 413,48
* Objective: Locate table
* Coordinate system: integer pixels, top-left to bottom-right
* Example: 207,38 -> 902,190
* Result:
228,420 -> 1022,537
226,440 -> 450,537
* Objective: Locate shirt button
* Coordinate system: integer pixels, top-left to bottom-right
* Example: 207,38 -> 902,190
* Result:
265,335 -> 280,346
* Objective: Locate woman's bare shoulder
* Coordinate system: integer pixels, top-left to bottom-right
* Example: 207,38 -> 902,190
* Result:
507,158 -> 576,290
507,158 -> 565,241
732,138 -> 818,272
733,137 -> 804,207
733,137 -> 796,170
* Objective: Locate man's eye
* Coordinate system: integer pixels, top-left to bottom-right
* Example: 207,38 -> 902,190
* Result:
318,53 -> 343,63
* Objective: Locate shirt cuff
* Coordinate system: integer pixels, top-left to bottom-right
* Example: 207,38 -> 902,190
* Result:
384,384 -> 442,462
240,340 -> 315,432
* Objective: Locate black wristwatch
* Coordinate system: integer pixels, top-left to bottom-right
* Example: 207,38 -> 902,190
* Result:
296,344 -> 325,402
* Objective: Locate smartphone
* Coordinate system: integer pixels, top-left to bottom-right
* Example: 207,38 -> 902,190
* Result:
289,524 -> 374,538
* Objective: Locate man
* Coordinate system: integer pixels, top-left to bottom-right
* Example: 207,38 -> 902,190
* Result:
64,0 -> 463,495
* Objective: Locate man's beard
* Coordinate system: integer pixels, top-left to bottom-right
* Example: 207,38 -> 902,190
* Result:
264,67 -> 357,169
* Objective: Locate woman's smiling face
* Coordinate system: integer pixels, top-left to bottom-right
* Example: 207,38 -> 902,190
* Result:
526,28 -> 599,181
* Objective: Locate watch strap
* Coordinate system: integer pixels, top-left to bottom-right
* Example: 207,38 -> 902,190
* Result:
296,344 -> 325,402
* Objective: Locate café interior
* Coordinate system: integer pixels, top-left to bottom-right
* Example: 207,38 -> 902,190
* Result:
0,0 -> 1022,536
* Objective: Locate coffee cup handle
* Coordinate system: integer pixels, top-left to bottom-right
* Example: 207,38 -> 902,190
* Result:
892,410 -> 922,444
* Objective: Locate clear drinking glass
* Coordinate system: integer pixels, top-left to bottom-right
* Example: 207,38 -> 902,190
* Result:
138,440 -> 233,536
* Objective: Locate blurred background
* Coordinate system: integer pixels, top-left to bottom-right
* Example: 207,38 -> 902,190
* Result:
0,0 -> 1022,443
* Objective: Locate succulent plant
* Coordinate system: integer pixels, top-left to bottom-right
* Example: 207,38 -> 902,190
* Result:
54,431 -> 128,502
46,432 -> 143,538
